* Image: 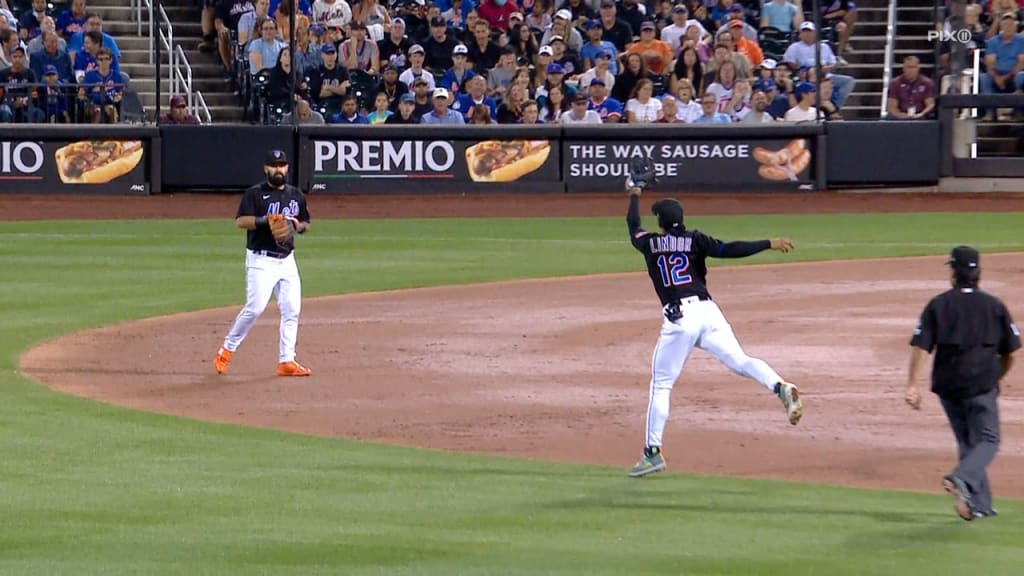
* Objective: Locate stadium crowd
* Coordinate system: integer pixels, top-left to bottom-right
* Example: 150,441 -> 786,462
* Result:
198,0 -> 869,125
0,0 -> 130,123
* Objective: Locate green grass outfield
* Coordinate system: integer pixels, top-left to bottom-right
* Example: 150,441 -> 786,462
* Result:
1,212 -> 1023,576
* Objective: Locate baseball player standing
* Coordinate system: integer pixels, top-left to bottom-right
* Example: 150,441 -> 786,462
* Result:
906,246 -> 1020,520
623,159 -> 803,478
214,150 -> 313,377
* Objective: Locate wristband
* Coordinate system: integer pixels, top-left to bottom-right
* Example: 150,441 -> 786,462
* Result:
255,216 -> 269,228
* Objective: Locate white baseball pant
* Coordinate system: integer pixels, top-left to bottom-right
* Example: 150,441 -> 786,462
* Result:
222,249 -> 302,363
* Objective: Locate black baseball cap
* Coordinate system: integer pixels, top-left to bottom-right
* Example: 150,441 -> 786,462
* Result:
947,245 -> 979,270
652,198 -> 683,229
265,149 -> 289,165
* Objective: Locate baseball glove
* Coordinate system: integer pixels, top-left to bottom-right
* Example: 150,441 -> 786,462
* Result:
627,156 -> 657,192
268,214 -> 294,248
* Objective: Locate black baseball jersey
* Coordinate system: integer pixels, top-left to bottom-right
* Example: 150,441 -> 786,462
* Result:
911,287 -> 1021,399
236,182 -> 310,255
627,195 -> 771,306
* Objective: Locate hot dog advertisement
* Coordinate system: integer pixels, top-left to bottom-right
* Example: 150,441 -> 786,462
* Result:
564,138 -> 813,192
0,138 -> 148,194
308,138 -> 560,194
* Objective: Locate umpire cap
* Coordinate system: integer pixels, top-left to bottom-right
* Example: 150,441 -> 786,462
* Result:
652,198 -> 684,230
948,245 -> 980,271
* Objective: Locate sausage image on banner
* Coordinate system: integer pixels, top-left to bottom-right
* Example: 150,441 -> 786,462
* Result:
55,140 -> 144,184
465,140 -> 550,183
753,139 -> 810,182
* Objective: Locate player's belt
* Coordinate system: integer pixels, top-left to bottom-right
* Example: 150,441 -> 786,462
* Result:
676,296 -> 706,306
251,249 -> 291,259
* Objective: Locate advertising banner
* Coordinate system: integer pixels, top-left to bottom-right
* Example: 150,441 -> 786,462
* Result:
306,138 -> 561,193
563,138 -> 814,192
0,138 -> 148,194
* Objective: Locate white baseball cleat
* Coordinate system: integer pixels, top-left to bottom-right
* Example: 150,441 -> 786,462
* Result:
778,381 -> 803,425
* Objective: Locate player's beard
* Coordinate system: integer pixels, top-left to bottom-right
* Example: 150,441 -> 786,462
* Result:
267,172 -> 287,187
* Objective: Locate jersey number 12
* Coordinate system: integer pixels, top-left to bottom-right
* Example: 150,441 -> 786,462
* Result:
657,253 -> 693,287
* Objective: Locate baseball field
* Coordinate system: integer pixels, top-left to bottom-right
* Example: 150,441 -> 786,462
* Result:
3,192 -> 1024,575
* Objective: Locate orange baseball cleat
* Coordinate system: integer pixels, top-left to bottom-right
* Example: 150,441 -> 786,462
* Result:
276,360 -> 311,377
214,347 -> 232,374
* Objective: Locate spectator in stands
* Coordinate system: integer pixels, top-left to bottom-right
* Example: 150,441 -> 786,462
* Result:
560,90 -> 601,122
0,28 -> 18,69
717,5 -> 757,41
424,16 -> 458,70
885,55 -> 935,119
40,65 -> 69,123
690,92 -> 729,122
588,77 -> 622,121
340,21 -> 379,73
767,59 -> 794,116
329,93 -> 370,123
385,92 -> 420,123
248,18 -> 285,73
783,81 -> 819,122
310,41 -> 349,113
511,22 -> 540,66
549,35 -> 582,77
712,32 -> 752,79
625,21 -> 673,77
313,0 -> 352,29
487,45 -> 517,99
986,0 -> 1023,38
496,83 -> 527,122
477,0 -> 519,32
439,43 -> 474,94
542,10 -> 584,53
73,30 -> 120,82
681,22 -> 713,63
273,0 -> 310,43
160,95 -> 201,124
597,0 -> 633,52
739,88 -> 774,122
565,0 -> 597,28
709,0 -> 735,29
18,0 -> 49,42
654,94 -> 681,122
512,66 -> 536,98
674,78 -> 702,121
82,47 -> 122,123
269,0 -> 312,17
578,49 -> 616,93
266,47 -> 301,113
398,1 -> 429,44
706,60 -> 743,113
29,17 -> 66,55
442,0 -> 468,30
210,0 -> 254,82
581,20 -> 618,75
760,0 -> 802,34
821,0 -> 856,65
526,0 -> 552,31
366,91 -> 393,122
729,21 -> 763,67
782,21 -> 855,107
409,76 -> 434,116
453,73 -> 496,120
56,0 -> 87,39
753,58 -> 777,96
468,20 -> 500,72
281,97 -> 325,123
468,102 -> 493,123
239,0 -> 270,46
661,5 -> 705,55
0,1 -> 16,31
613,53 -> 652,102
399,44 -> 435,89
535,62 -> 563,100
538,83 -> 568,121
379,17 -> 411,69
31,31 -> 71,83
292,21 -> 322,76
625,78 -> 663,122
374,63 -> 406,109
812,72 -> 843,120
68,14 -> 120,67
981,12 -> 1024,120
0,47 -> 41,123
519,98 -> 541,123
670,45 -> 704,95
618,0 -> 645,36
351,0 -> 389,36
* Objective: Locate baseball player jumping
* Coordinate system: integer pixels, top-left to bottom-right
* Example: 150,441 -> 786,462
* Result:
215,150 -> 313,377
624,158 -> 803,478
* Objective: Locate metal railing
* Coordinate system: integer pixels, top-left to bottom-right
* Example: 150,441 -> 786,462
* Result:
131,0 -> 211,124
878,0 -> 898,118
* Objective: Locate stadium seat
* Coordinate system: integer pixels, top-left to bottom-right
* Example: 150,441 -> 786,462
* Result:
758,27 -> 790,62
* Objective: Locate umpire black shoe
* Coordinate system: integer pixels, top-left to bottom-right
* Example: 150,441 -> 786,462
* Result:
943,475 -> 975,521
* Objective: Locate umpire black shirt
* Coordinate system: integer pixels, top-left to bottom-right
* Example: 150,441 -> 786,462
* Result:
911,286 -> 1022,399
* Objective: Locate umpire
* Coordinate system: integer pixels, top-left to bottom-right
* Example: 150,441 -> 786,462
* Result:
906,246 -> 1021,521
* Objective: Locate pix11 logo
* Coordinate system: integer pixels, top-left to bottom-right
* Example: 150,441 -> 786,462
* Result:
927,28 -> 973,43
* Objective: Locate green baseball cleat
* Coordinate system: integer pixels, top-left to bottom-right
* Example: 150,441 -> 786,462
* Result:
628,452 -> 667,478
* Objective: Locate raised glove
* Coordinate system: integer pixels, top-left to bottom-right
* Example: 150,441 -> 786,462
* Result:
626,156 -> 657,192
268,214 -> 294,249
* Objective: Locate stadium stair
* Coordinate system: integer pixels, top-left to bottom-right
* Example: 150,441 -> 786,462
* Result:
98,0 -> 242,121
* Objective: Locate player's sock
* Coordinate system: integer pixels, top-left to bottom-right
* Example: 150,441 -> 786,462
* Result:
644,446 -> 661,458
773,382 -> 781,395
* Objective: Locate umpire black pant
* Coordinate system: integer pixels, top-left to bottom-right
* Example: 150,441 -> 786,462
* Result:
940,388 -> 1000,512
